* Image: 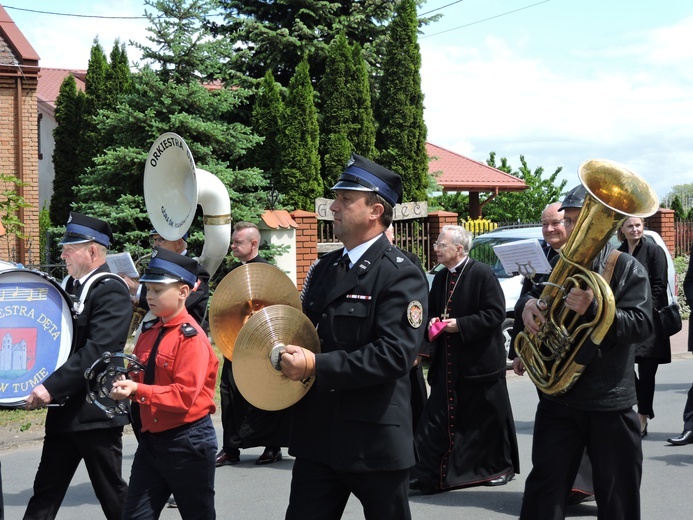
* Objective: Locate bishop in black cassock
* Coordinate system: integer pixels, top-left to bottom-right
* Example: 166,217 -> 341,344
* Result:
410,225 -> 519,494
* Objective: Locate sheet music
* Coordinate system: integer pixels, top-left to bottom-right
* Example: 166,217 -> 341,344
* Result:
106,252 -> 139,278
493,239 -> 553,277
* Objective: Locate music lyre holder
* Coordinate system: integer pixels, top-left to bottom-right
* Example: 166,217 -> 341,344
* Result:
84,352 -> 146,418
517,260 -> 567,296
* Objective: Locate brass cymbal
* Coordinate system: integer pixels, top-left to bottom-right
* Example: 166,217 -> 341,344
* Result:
209,263 -> 302,361
233,305 -> 320,411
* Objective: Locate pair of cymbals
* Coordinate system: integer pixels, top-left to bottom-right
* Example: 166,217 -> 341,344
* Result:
209,263 -> 302,361
209,263 -> 319,410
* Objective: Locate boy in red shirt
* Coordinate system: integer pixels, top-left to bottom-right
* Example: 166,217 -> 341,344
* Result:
111,247 -> 218,519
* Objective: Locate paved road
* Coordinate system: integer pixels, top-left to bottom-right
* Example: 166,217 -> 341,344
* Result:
2,355 -> 692,519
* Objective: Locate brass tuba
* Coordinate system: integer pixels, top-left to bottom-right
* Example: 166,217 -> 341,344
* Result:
516,159 -> 659,395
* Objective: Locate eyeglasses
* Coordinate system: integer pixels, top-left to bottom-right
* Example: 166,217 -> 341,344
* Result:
150,236 -> 167,245
541,220 -> 564,228
562,217 -> 576,226
433,241 -> 452,249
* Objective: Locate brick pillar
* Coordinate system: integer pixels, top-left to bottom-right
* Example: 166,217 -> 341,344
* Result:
291,210 -> 318,292
426,211 -> 458,239
646,208 -> 675,257
424,211 -> 458,267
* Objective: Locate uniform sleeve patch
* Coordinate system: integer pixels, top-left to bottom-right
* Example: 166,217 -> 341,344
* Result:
407,301 -> 424,328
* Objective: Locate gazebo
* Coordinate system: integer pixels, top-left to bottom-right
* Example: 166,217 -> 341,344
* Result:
427,143 -> 528,218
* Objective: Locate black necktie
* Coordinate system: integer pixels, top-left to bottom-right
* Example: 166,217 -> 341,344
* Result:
144,327 -> 168,385
335,255 -> 350,283
72,280 -> 81,295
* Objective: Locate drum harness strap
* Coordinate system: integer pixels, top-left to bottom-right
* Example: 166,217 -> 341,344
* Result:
61,272 -> 129,317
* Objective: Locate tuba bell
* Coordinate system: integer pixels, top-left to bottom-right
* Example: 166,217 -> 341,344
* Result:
132,133 -> 232,340
515,159 -> 659,395
143,132 -> 231,278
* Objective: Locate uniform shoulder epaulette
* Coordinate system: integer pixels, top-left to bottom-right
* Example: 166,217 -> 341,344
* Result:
384,246 -> 407,267
180,323 -> 198,337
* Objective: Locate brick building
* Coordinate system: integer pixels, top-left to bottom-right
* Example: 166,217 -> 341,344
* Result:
0,5 -> 40,264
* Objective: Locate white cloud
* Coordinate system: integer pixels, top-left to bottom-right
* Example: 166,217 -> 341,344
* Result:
420,16 -> 693,200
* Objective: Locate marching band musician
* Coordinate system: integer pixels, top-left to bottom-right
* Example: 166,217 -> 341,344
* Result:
122,229 -> 210,329
516,185 -> 653,520
24,213 -> 133,520
279,155 -> 429,520
110,247 -> 218,519
216,222 -> 288,468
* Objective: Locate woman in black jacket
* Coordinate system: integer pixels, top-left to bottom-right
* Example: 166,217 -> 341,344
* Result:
617,217 -> 670,437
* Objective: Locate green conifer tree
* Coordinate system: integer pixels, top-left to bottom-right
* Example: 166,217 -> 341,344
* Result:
250,71 -> 284,183
104,39 -> 133,110
82,39 -> 109,165
320,35 -> 354,192
350,43 -> 376,159
72,0 -> 265,256
210,0 -> 440,88
375,0 -> 429,203
278,58 -> 323,210
49,74 -> 86,226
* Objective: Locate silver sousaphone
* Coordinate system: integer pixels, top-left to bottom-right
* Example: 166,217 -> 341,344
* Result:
130,132 -> 233,339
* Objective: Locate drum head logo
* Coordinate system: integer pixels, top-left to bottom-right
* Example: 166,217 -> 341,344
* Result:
0,272 -> 73,406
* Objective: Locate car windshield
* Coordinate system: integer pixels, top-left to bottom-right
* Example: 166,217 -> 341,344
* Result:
469,236 -> 542,278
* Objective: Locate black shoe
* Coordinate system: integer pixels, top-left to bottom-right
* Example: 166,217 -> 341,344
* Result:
567,490 -> 595,505
409,478 -> 444,495
667,430 -> 693,445
485,472 -> 515,487
255,447 -> 282,465
215,449 -> 240,467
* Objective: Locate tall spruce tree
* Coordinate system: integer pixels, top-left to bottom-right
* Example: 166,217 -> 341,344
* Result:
375,0 -> 429,203
278,58 -> 323,210
73,0 -> 265,257
135,0 -> 228,83
210,0 -> 439,88
250,71 -> 284,183
49,74 -> 86,226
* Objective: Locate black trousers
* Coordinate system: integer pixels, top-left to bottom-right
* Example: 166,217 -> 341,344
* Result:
219,358 -> 246,453
122,415 -> 217,520
286,458 -> 411,520
219,358 -> 288,451
635,358 -> 660,418
683,382 -> 693,431
23,427 -> 127,520
520,399 -> 641,520
409,364 -> 427,433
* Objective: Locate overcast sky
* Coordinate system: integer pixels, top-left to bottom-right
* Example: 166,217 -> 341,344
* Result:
6,0 -> 693,204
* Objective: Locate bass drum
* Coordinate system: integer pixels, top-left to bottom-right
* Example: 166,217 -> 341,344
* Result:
0,268 -> 74,407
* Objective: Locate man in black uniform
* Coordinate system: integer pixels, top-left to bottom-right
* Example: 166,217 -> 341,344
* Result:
23,212 -> 133,520
216,222 -> 288,466
385,224 -> 429,432
516,185 -> 653,520
280,154 -> 428,519
667,245 -> 693,446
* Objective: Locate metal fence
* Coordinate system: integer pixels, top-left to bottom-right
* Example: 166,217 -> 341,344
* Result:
674,219 -> 693,257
